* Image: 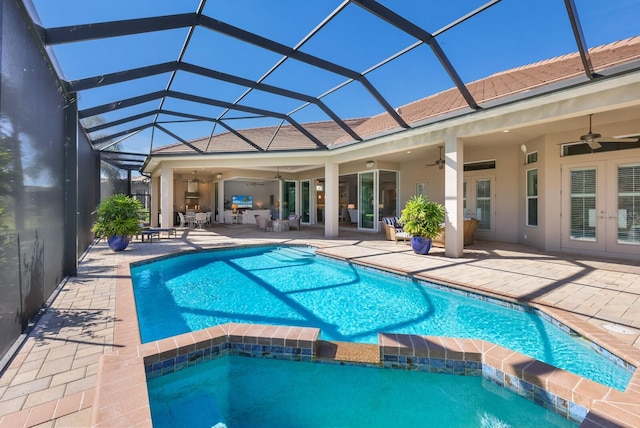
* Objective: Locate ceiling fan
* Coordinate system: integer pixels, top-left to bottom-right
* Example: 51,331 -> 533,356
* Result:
186,170 -> 210,183
273,166 -> 283,181
567,114 -> 639,150
425,146 -> 445,169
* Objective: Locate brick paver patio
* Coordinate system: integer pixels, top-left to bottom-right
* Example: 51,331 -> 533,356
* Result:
0,224 -> 639,427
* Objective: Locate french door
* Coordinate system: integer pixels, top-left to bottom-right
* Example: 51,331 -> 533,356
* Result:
463,175 -> 495,239
562,158 -> 640,255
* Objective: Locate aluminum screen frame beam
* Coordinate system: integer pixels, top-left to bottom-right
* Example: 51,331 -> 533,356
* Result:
350,0 -> 480,111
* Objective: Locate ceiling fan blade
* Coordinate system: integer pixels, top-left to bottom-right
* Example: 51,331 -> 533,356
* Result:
424,161 -> 445,169
587,141 -> 602,150
603,137 -> 640,143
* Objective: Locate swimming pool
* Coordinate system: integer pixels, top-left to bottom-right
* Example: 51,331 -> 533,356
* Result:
148,355 -> 576,427
131,245 -> 633,390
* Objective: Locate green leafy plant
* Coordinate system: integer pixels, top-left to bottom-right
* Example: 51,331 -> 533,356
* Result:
399,195 -> 445,239
92,194 -> 144,238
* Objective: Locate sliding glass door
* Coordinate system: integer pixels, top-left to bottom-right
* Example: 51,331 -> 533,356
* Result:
358,172 -> 376,230
281,180 -> 297,218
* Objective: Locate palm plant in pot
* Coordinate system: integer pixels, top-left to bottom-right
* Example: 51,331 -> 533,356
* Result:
92,194 -> 144,251
399,195 -> 446,255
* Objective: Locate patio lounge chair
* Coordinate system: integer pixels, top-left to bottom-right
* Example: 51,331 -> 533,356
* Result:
382,217 -> 411,244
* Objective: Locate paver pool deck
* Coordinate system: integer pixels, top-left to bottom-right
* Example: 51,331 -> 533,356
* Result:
0,224 -> 639,427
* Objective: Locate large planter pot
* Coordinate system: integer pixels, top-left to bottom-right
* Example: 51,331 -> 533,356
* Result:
410,236 -> 432,255
107,235 -> 130,252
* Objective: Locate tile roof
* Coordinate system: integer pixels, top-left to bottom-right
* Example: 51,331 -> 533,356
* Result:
152,118 -> 368,154
334,36 -> 640,145
153,37 -> 640,155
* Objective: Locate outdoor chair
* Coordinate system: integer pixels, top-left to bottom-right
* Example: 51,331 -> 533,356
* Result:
287,214 -> 300,230
194,212 -> 207,229
432,218 -> 479,247
177,212 -> 187,227
382,217 -> 411,244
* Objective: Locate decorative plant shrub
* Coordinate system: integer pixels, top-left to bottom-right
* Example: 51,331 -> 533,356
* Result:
399,195 -> 445,254
399,195 -> 446,238
92,194 -> 144,250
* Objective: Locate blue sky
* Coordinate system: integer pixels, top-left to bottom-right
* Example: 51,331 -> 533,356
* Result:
31,0 -> 640,154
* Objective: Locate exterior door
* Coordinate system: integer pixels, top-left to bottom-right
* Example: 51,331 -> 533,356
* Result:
281,180 -> 297,218
562,159 -> 640,256
358,171 -> 376,230
463,176 -> 495,239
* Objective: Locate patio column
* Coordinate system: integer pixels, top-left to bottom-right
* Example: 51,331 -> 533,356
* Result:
444,136 -> 464,258
160,165 -> 174,228
324,161 -> 339,238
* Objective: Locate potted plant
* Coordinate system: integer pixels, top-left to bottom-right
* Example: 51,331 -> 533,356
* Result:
92,194 -> 144,251
399,195 -> 446,254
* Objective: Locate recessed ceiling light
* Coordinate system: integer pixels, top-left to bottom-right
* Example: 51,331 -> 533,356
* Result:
503,130 -> 510,133
406,150 -> 411,154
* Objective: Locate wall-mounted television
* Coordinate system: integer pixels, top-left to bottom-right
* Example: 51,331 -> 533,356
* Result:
232,195 -> 253,209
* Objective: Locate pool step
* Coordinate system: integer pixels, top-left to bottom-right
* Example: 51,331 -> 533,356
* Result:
269,246 -> 316,262
280,246 -> 315,255
316,340 -> 380,364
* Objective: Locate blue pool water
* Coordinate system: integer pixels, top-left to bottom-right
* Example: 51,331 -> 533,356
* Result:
148,355 -> 576,427
131,246 -> 632,390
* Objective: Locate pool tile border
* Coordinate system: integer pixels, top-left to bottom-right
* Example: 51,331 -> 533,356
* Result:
319,252 -> 640,377
378,333 -> 594,423
92,322 -> 640,427
91,324 -> 320,427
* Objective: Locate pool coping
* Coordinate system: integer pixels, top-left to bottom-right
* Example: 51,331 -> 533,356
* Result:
91,245 -> 640,427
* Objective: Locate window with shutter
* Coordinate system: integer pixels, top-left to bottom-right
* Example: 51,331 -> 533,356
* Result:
617,165 -> 640,244
570,168 -> 596,241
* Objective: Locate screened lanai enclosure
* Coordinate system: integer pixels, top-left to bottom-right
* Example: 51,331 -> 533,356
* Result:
1,0 -> 640,363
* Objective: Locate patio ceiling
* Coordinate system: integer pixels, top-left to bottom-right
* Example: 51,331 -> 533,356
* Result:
25,0 -> 640,171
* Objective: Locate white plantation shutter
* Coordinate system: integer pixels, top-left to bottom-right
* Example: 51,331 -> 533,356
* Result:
617,165 -> 640,244
476,180 -> 491,230
570,168 -> 596,241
